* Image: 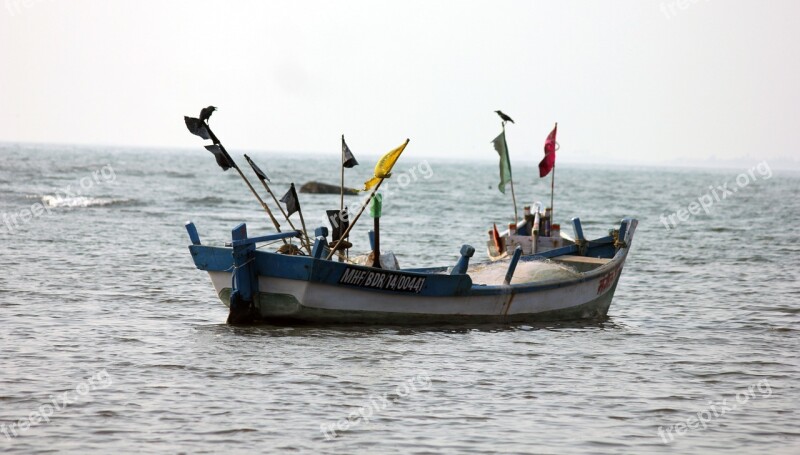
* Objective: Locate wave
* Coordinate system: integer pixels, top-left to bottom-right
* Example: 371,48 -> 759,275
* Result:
41,195 -> 135,208
180,196 -> 225,204
164,170 -> 197,179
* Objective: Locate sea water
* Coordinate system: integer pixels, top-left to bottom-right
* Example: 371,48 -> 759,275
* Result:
0,144 -> 798,454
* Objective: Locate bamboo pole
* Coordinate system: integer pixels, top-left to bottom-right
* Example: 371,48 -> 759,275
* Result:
340,137 -> 347,261
503,122 -> 519,225
550,122 -> 558,223
550,164 -> 555,223
340,137 -> 345,214
296,201 -> 310,255
251,174 -> 312,254
242,156 -> 311,253
206,128 -> 288,246
510,177 -> 519,226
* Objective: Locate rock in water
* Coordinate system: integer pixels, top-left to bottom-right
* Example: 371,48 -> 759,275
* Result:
300,181 -> 359,195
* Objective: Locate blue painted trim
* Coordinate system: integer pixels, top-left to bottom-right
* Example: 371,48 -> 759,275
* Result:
229,230 -> 301,247
231,224 -> 258,301
618,219 -> 628,245
525,244 -> 578,259
504,246 -> 523,284
186,219 -> 639,299
571,217 -> 585,242
450,244 -> 475,275
315,226 -> 329,239
311,236 -> 329,259
185,222 -> 201,245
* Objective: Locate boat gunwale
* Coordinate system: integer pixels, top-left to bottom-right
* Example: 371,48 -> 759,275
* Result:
189,222 -> 636,298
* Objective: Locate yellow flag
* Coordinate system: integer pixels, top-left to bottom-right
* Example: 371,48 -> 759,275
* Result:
363,139 -> 410,191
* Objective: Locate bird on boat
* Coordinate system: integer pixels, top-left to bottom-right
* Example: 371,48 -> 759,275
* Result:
495,110 -> 514,124
199,106 -> 217,123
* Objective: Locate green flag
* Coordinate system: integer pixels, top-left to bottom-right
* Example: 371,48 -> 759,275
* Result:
492,130 -> 512,193
370,193 -> 383,218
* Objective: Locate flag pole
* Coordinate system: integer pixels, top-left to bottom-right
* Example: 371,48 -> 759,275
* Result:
550,122 -> 558,222
550,164 -> 555,222
296,198 -> 310,254
504,121 -> 519,225
340,136 -> 345,214
205,128 -> 289,246
340,136 -> 347,261
245,163 -> 312,254
327,137 -> 408,261
325,179 -> 385,261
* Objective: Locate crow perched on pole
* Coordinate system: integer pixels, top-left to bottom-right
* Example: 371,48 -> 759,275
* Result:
199,106 -> 217,123
495,110 -> 514,124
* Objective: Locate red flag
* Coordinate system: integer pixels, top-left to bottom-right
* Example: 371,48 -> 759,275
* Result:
492,223 -> 504,253
538,123 -> 558,178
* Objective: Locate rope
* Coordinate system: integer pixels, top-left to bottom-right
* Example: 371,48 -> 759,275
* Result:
575,239 -> 587,256
610,229 -> 627,250
229,256 -> 255,289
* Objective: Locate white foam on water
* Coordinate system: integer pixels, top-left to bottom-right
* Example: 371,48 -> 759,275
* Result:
468,259 -> 581,285
42,195 -> 119,208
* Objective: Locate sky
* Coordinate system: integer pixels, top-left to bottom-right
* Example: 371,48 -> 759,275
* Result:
1,0 -> 798,166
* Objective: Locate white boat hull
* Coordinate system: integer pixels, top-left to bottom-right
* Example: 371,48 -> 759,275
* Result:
205,255 -> 626,324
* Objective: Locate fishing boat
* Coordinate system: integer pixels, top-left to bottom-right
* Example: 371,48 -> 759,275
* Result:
184,216 -> 637,324
182,106 -> 637,325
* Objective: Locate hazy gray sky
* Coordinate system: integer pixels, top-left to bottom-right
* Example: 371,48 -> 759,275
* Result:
1,0 -> 798,164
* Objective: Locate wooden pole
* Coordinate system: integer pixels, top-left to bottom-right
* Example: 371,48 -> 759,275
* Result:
340,137 -> 347,261
550,164 -> 555,223
510,177 -> 519,225
549,122 -> 558,222
206,128 -> 288,245
296,203 -> 310,255
325,179 -> 385,260
504,122 -> 519,225
371,216 -> 381,268
340,137 -> 345,214
252,175 -> 312,254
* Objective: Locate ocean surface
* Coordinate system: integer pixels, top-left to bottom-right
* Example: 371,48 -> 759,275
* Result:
0,143 -> 798,454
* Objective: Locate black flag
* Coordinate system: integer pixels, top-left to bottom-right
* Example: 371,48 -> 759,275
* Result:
184,116 -> 211,140
342,135 -> 359,168
244,154 -> 270,182
280,183 -> 301,217
326,208 -> 350,242
204,145 -> 234,171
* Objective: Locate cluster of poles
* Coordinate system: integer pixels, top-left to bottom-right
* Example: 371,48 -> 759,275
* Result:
184,106 -> 397,263
493,110 -> 558,225
184,108 -> 314,254
185,106 -> 556,262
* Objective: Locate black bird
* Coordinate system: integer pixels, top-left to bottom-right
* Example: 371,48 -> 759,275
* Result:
199,106 -> 217,123
495,110 -> 514,124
